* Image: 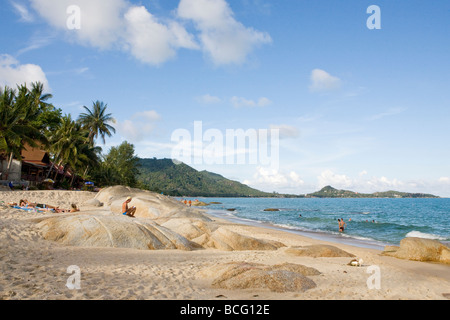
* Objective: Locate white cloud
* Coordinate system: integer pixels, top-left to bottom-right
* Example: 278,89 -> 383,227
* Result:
124,6 -> 199,65
231,96 -> 272,108
309,69 -> 342,92
11,1 -> 34,22
269,124 -> 299,139
30,0 -> 127,49
177,0 -> 272,65
318,169 -> 353,189
244,166 -> 304,191
28,0 -> 270,66
29,0 -> 197,65
116,110 -> 162,142
0,54 -> 50,91
438,177 -> 450,183
366,176 -> 405,190
359,170 -> 368,177
368,107 -> 407,121
17,33 -> 55,56
197,94 -> 222,104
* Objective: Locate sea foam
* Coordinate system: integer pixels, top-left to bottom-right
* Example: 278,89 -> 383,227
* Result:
405,231 -> 447,241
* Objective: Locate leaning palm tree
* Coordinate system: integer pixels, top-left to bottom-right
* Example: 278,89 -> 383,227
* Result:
78,101 -> 116,146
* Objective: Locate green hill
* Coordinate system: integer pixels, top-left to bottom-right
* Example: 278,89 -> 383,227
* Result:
137,158 -> 276,197
307,186 -> 439,198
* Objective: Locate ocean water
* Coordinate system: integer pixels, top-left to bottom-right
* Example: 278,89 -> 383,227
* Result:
188,197 -> 450,250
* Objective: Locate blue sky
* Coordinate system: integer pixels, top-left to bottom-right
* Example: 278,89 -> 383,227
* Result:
1,0 -> 449,196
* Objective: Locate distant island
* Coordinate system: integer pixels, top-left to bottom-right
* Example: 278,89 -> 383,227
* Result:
304,186 -> 439,199
137,158 -> 439,198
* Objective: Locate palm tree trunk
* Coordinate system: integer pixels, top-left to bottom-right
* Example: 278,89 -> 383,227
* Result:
53,161 -> 63,181
47,152 -> 60,179
5,152 -> 14,180
83,165 -> 90,178
70,172 -> 75,187
46,162 -> 55,179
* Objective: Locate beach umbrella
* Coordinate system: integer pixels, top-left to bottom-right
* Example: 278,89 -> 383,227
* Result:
43,179 -> 54,183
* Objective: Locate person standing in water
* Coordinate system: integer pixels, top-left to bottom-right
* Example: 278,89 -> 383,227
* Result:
338,218 -> 347,232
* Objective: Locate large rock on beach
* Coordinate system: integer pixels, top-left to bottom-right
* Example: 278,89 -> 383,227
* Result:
382,237 -> 450,264
95,186 -> 209,221
162,218 -> 285,251
36,214 -> 196,251
82,198 -> 103,207
199,262 -> 319,293
285,245 -> 355,258
94,186 -> 285,251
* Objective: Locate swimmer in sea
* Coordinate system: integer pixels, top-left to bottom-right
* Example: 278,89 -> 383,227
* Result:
338,218 -> 346,232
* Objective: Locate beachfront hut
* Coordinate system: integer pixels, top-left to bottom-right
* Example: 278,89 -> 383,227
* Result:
20,143 -> 51,185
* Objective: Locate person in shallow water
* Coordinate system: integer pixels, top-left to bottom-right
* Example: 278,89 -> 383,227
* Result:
338,218 -> 346,232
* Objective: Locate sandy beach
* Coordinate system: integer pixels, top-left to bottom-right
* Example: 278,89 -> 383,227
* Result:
0,189 -> 449,301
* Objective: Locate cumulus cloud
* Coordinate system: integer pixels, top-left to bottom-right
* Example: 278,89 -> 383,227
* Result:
29,0 -> 197,65
27,0 -> 270,66
318,169 -> 353,189
309,69 -> 342,92
244,166 -> 304,191
30,0 -> 127,49
0,54 -> 50,90
366,176 -> 405,190
124,6 -> 199,65
116,110 -> 162,142
231,96 -> 272,108
177,0 -> 272,65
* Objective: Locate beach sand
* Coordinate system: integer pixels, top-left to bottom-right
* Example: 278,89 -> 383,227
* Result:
0,190 -> 449,301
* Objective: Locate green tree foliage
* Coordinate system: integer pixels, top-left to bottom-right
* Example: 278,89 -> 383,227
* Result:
0,83 -> 62,179
47,114 -> 101,185
90,141 -> 139,187
78,101 -> 116,145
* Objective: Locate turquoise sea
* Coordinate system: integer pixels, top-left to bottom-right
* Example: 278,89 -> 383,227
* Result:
186,198 -> 450,250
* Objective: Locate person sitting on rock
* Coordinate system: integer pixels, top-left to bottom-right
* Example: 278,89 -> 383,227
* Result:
122,197 -> 136,217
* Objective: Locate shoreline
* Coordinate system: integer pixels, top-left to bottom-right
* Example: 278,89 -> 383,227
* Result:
206,209 -> 388,251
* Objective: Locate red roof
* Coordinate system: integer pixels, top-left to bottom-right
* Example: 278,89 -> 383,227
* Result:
21,143 -> 50,166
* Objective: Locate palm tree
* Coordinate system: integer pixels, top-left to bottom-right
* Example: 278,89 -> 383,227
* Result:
29,82 -> 53,111
78,101 -> 116,145
0,85 -> 44,179
48,115 -> 86,179
68,138 -> 102,186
